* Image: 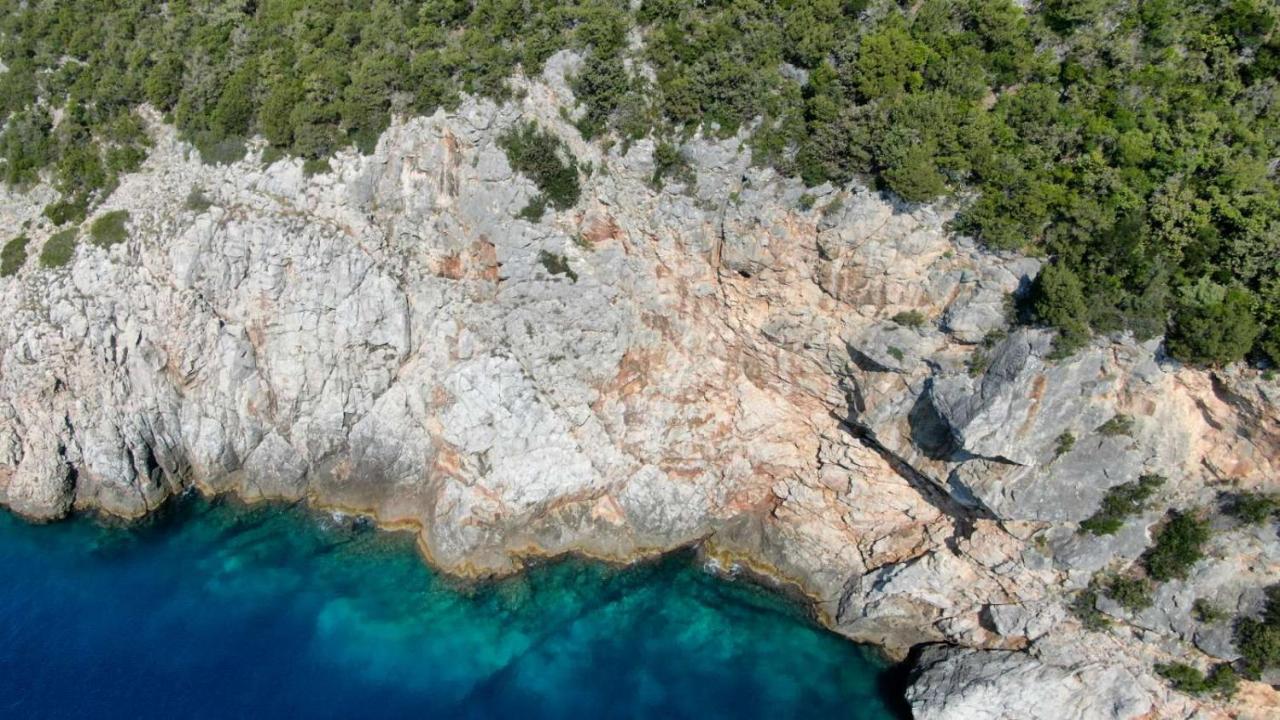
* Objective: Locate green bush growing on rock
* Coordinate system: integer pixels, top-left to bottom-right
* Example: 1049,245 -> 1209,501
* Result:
651,141 -> 693,189
1145,511 -> 1211,582
185,187 -> 212,213
1223,492 -> 1279,526
1193,598 -> 1227,624
39,228 -> 78,268
1,235 -> 29,277
1235,585 -> 1280,679
891,310 -> 926,328
89,210 -> 129,248
1155,662 -> 1239,698
1079,474 -> 1164,535
499,123 -> 581,211
537,250 -> 578,282
1166,281 -> 1261,367
1070,587 -> 1110,631
1106,576 -> 1154,611
1031,263 -> 1090,357
1053,431 -> 1076,458
1097,414 -> 1135,438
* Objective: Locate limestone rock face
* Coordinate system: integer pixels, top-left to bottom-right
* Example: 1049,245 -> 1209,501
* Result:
0,53 -> 1276,717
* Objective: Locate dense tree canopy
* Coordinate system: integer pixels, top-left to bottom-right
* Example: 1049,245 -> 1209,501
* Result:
1,0 -> 1277,365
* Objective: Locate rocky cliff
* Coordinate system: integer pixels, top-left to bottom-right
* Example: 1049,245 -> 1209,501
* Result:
1,54 -> 1276,718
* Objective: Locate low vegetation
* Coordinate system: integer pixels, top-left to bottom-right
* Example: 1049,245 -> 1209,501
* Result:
1235,585 -> 1280,679
1079,474 -> 1163,535
1097,414 -> 1135,438
891,310 -> 926,329
1,235 -> 28,277
1070,587 -> 1110,631
0,1 -> 1277,365
1144,511 -> 1211,582
1105,576 -> 1153,612
89,210 -> 129,248
1155,662 -> 1239,699
39,228 -> 78,268
537,250 -> 578,282
1223,492 -> 1279,526
499,122 -> 581,212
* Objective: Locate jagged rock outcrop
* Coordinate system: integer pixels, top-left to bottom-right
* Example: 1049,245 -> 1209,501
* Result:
0,53 -> 1276,718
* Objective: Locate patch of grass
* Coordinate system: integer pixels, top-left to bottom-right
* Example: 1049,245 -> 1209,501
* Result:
1079,474 -> 1164,536
1155,662 -> 1239,698
39,228 -> 78,268
887,346 -> 905,362
537,250 -> 577,282
1054,431 -> 1076,458
1223,492 -> 1279,526
1193,598 -> 1227,624
89,210 -> 129,248
797,192 -> 816,211
1106,575 -> 1154,611
499,122 -> 580,211
891,310 -> 926,328
1097,413 -> 1135,437
1144,511 -> 1211,582
1,235 -> 29,277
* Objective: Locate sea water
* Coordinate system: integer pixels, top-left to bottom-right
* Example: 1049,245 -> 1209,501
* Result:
0,499 -> 904,718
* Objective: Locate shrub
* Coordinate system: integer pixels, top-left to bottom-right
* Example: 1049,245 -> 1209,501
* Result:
1193,599 -> 1227,624
1155,662 -> 1239,698
185,187 -> 212,212
302,157 -> 331,177
499,123 -> 580,211
1032,263 -> 1090,356
1166,281 -> 1261,367
1079,474 -> 1164,535
43,199 -> 87,226
1,235 -> 29,277
1235,585 -> 1280,679
1223,492 -> 1279,525
651,141 -> 693,189
537,250 -> 577,282
1145,511 -> 1211,582
194,134 -> 247,166
39,228 -> 78,268
1070,588 -> 1110,631
891,310 -> 926,328
797,193 -> 816,211
887,346 -> 905,362
1097,414 -> 1135,437
89,210 -> 129,248
1054,431 -> 1076,457
1106,576 -> 1154,611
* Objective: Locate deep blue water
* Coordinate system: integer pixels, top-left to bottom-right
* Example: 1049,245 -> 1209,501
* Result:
0,499 -> 903,719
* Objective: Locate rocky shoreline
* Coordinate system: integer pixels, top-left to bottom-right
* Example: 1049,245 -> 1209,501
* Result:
1,54 -> 1276,718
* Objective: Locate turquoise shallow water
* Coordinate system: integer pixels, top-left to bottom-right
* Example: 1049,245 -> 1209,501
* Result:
0,498 -> 904,718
